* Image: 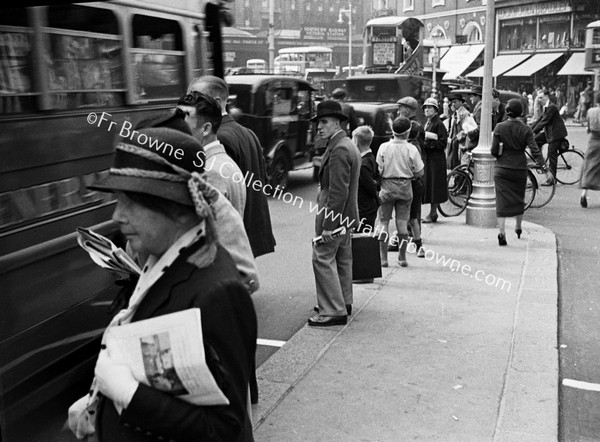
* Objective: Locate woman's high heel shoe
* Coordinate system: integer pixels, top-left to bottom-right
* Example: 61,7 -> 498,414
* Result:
515,228 -> 522,239
422,214 -> 438,224
581,196 -> 588,208
498,233 -> 507,246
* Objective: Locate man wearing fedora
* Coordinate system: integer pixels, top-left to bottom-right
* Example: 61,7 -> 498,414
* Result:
469,86 -> 483,125
446,92 -> 469,170
309,100 -> 361,327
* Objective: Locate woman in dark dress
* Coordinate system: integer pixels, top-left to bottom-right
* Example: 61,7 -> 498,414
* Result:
421,97 -> 448,223
491,99 -> 545,246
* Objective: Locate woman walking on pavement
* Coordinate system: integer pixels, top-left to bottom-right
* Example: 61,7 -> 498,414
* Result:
491,99 -> 546,246
580,97 -> 600,208
421,97 -> 448,223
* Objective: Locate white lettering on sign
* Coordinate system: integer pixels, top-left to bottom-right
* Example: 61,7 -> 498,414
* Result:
372,42 -> 395,65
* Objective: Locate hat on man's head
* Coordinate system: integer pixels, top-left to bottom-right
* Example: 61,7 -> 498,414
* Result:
469,86 -> 483,96
311,100 -> 348,122
396,96 -> 418,110
492,88 -> 500,99
331,88 -> 348,100
422,97 -> 439,111
133,108 -> 192,135
447,92 -> 466,102
89,127 -> 206,207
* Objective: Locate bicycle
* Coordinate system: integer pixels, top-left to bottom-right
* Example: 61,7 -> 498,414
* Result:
536,139 -> 585,185
439,152 -> 555,217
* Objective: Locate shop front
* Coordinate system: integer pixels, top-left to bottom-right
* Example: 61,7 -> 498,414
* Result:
495,1 -> 599,105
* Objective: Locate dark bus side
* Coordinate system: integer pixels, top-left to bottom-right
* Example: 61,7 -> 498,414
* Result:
0,2 -> 207,440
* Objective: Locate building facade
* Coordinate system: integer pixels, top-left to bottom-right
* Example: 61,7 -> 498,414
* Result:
224,0 -> 372,70
376,0 -> 600,111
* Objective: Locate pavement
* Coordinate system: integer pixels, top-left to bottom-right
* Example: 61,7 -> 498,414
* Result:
251,214 -> 559,441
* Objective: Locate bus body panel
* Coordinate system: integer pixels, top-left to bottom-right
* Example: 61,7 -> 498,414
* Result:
0,1 -> 210,440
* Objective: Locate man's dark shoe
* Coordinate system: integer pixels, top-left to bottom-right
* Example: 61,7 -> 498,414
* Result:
314,305 -> 352,315
308,315 -> 348,327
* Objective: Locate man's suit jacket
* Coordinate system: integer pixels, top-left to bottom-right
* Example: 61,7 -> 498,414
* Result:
97,244 -> 256,442
316,131 -> 361,234
204,142 -> 247,216
531,103 -> 568,143
218,114 -> 276,257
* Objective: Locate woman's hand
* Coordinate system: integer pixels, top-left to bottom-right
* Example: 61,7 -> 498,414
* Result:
95,348 -> 139,410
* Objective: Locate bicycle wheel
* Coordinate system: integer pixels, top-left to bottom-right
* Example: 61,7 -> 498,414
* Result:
555,149 -> 585,185
439,169 -> 472,217
524,169 -> 536,210
530,167 -> 556,208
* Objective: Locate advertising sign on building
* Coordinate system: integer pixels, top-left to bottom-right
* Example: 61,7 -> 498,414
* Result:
301,25 -> 347,41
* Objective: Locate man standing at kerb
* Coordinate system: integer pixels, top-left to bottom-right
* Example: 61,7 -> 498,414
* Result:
309,100 -> 361,327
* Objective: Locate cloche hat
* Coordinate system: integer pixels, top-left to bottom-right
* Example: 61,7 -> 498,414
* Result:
505,98 -> 523,118
311,100 -> 348,122
422,97 -> 439,111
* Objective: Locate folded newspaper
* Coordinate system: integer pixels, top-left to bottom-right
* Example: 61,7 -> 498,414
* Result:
105,308 -> 229,406
76,227 -> 141,276
312,226 -> 347,244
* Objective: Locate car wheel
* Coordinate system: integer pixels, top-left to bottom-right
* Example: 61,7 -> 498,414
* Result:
267,152 -> 289,190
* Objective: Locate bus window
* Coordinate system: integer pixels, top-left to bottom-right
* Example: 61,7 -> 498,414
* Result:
192,23 -> 204,78
0,9 -> 35,114
131,14 -> 184,102
45,5 -> 124,110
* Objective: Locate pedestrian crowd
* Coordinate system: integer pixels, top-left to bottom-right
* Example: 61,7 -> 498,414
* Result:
66,72 -> 599,441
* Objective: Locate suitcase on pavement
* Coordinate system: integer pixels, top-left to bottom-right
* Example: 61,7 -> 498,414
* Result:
351,233 -> 381,281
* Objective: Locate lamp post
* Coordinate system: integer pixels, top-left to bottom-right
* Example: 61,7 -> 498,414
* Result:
338,4 -> 352,77
431,41 -> 439,98
465,0 -> 496,227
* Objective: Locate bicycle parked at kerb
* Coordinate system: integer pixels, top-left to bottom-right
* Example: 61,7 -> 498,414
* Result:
439,151 -> 556,217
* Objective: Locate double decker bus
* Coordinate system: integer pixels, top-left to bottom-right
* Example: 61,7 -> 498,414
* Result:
274,46 -> 337,90
0,2 -> 211,440
363,16 -> 425,75
585,19 -> 600,71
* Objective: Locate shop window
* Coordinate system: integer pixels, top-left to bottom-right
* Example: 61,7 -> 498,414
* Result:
45,5 -> 124,110
131,14 -> 184,102
571,13 -> 598,48
539,14 -> 570,49
499,18 -> 536,51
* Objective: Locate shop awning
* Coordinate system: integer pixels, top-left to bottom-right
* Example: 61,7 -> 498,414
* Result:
466,54 -> 530,78
503,52 -> 563,77
557,52 -> 592,76
439,44 -> 485,80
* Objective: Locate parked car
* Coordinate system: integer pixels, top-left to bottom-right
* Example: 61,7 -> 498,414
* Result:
226,75 -> 316,188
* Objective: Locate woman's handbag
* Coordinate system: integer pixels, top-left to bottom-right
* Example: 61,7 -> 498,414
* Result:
497,142 -> 504,156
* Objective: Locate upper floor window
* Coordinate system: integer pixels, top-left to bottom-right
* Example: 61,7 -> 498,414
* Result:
403,0 -> 414,12
432,0 -> 445,6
